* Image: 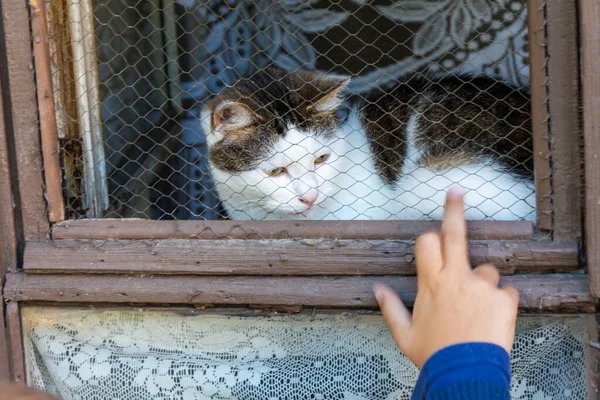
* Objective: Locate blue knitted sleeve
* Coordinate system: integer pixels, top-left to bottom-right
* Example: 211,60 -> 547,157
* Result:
411,343 -> 511,400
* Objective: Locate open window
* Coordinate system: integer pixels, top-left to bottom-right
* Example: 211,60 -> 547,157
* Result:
0,0 -> 597,397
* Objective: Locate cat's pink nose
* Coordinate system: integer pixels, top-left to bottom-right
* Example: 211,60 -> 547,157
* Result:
299,190 -> 318,207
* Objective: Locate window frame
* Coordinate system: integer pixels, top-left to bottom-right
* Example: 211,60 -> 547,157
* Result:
0,0 -> 596,389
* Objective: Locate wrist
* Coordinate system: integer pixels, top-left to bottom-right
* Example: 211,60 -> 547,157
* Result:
412,343 -> 511,399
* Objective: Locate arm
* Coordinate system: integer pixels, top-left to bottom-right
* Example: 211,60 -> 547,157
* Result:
411,343 -> 510,399
374,189 -> 518,399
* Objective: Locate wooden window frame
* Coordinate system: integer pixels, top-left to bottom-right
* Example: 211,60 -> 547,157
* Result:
0,0 -> 597,391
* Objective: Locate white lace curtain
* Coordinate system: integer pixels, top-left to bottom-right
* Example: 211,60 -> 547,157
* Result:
23,309 -> 587,400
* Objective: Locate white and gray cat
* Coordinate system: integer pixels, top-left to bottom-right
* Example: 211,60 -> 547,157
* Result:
200,68 -> 535,221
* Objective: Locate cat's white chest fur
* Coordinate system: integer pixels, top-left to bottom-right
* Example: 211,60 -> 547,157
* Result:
209,112 -> 536,221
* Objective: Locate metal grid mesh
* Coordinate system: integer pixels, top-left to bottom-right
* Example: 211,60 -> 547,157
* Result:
48,0 -> 534,221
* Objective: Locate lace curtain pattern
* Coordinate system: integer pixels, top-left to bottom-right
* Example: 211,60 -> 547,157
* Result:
177,0 -> 529,105
23,309 -> 587,400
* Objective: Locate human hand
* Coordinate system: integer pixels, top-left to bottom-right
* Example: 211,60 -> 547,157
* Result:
0,383 -> 57,400
373,189 -> 519,368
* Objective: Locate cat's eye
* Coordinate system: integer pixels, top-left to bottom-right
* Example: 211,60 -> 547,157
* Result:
315,154 -> 330,164
266,167 -> 285,177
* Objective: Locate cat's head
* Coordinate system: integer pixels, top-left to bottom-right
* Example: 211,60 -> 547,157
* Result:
200,68 -> 351,217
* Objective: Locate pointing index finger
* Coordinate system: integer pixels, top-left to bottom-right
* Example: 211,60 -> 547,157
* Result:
441,187 -> 469,269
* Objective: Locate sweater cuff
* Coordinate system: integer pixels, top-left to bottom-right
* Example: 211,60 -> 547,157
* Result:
412,343 -> 511,400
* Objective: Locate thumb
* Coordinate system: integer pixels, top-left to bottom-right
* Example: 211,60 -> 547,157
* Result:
373,283 -> 412,350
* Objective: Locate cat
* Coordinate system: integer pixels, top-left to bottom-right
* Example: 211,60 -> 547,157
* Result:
200,68 -> 535,221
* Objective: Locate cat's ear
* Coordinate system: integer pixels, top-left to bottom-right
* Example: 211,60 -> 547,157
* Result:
309,77 -> 351,113
201,101 -> 256,146
213,101 -> 256,131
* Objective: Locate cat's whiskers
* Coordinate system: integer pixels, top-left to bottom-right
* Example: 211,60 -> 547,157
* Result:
265,201 -> 304,219
231,196 -> 299,219
227,199 -> 258,209
227,198 -> 279,219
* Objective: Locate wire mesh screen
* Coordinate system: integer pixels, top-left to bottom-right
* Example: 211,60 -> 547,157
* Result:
48,0 -> 534,221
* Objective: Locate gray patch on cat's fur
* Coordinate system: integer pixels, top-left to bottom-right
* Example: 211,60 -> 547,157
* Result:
360,74 -> 532,184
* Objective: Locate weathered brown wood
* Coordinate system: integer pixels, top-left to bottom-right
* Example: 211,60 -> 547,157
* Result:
46,0 -> 83,218
546,0 -> 581,240
0,0 -> 49,240
24,238 -> 580,276
580,0 -> 600,297
0,295 -> 9,383
587,315 -> 600,400
6,302 -> 25,384
527,0 -> 553,231
52,219 -> 535,240
0,57 -> 19,278
0,38 -> 17,383
0,14 -> 21,275
0,238 -> 7,383
20,306 -> 592,319
4,273 -> 594,312
30,0 -> 65,222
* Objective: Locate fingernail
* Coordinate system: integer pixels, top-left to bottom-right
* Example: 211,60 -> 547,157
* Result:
447,186 -> 464,200
373,283 -> 385,304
